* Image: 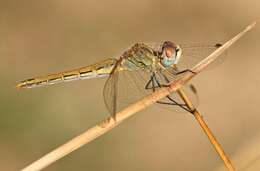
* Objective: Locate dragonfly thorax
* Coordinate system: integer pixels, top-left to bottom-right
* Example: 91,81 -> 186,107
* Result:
160,41 -> 182,67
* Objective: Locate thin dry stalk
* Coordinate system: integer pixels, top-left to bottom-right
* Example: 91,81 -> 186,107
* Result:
177,88 -> 235,171
193,111 -> 235,171
21,21 -> 256,171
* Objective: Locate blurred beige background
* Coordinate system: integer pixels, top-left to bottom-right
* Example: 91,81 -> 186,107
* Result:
0,0 -> 260,171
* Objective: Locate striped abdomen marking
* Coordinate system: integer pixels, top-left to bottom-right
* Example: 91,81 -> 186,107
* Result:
16,58 -> 117,89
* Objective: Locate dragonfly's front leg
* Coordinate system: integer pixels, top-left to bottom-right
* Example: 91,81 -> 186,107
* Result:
144,72 -> 168,91
145,73 -> 157,91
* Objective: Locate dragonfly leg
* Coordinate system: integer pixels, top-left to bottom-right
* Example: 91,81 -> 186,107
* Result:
145,73 -> 163,91
159,96 -> 195,114
144,73 -> 168,91
144,71 -> 195,114
145,74 -> 155,90
153,73 -> 170,87
147,69 -> 196,88
150,74 -> 193,113
173,69 -> 197,76
156,70 -> 195,114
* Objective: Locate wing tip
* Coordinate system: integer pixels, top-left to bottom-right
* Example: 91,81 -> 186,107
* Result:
215,43 -> 223,48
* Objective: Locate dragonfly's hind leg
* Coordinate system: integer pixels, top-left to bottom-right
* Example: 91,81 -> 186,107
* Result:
173,69 -> 197,76
156,95 -> 195,114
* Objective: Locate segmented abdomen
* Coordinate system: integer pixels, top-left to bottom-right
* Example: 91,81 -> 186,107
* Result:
16,58 -> 117,89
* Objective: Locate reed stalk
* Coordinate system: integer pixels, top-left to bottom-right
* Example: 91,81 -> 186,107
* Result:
177,88 -> 235,171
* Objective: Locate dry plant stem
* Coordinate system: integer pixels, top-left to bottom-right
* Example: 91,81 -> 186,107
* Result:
193,111 -> 235,171
21,21 -> 256,171
177,88 -> 235,171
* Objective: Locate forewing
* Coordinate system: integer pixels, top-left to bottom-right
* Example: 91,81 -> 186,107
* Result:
177,43 -> 225,71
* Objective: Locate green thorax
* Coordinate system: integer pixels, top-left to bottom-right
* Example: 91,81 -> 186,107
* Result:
119,43 -> 159,71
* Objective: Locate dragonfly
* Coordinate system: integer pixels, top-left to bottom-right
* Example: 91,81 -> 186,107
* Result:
16,41 -> 222,118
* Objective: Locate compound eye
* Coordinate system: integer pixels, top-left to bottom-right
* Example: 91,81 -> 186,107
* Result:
162,41 -> 176,58
165,47 -> 175,58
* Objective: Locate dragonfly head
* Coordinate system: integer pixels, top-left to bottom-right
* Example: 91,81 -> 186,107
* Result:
160,41 -> 182,67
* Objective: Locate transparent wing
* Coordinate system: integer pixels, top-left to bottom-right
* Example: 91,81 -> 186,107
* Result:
103,68 -> 150,118
103,70 -> 119,116
103,66 -> 199,118
177,42 -> 225,71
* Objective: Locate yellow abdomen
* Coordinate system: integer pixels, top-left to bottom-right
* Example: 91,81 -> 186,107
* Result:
16,58 -> 117,89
